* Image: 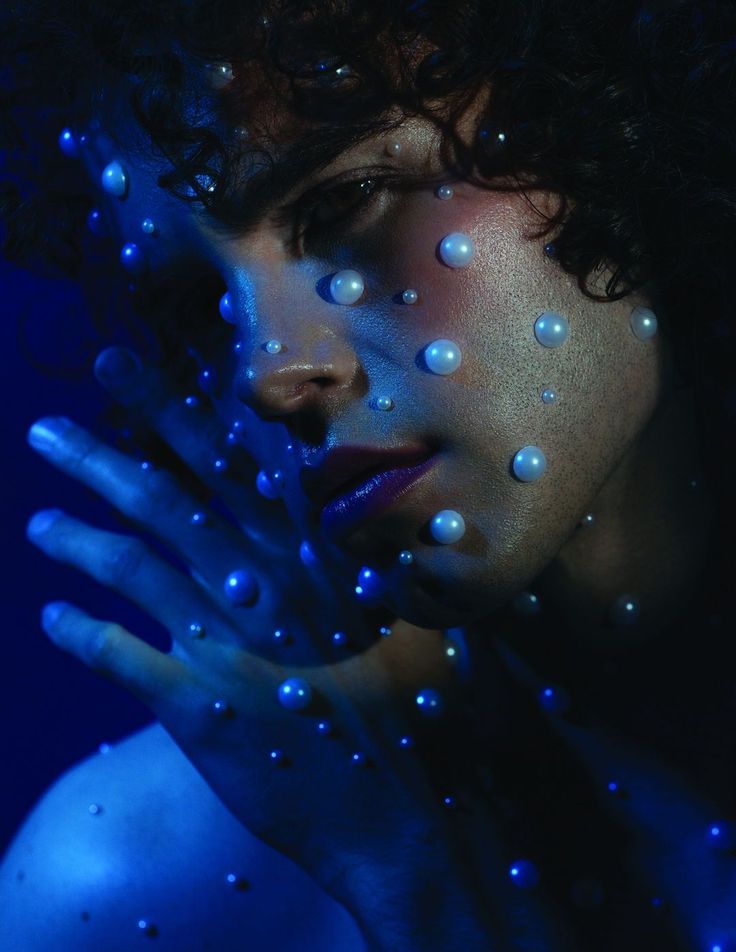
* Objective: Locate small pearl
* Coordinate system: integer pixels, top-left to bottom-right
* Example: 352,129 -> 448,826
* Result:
375,396 -> 394,411
265,339 -> 282,354
541,388 -> 558,405
543,242 -> 557,258
198,368 -> 216,393
442,794 -> 458,809
184,395 -> 199,408
355,566 -> 385,602
278,677 -> 313,711
87,208 -> 104,236
580,513 -> 595,527
58,128 -> 80,158
398,550 -> 414,565
438,232 -> 475,268
269,749 -> 287,766
120,243 -> 146,275
402,289 -> 419,305
140,217 -> 156,235
317,719 -> 333,735
399,735 -> 414,748
188,622 -> 205,639
509,860 -> 539,889
534,312 -> 570,348
430,509 -> 466,544
330,269 -> 365,305
98,743 -> 111,754
206,61 -> 234,89
379,626 -> 392,637
225,873 -> 250,890
424,339 -> 462,375
88,803 -> 103,815
630,306 -> 658,341
234,340 -> 243,353
224,569 -> 259,605
332,631 -> 348,647
213,457 -> 228,474
351,751 -> 370,766
436,185 -> 454,200
610,594 -> 640,627
100,160 -> 128,198
272,628 -> 290,645
512,591 -> 541,615
219,291 -> 235,323
512,446 -> 547,482
256,470 -> 282,499
385,141 -> 402,156
538,685 -> 571,714
137,920 -> 159,938
299,540 -> 319,568
212,699 -> 232,717
415,688 -> 444,716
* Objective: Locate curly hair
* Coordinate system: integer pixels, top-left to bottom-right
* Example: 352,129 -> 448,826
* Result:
2,0 -> 736,513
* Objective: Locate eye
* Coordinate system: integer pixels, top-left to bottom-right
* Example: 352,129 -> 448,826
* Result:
306,177 -> 381,229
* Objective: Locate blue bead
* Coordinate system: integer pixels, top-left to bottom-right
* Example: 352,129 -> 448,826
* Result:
58,128 -> 80,158
256,470 -> 281,499
355,566 -> 385,603
140,217 -> 156,235
277,677 -> 312,711
317,720 -> 332,735
630,306 -> 658,341
213,457 -> 228,474
212,699 -> 232,717
541,388 -> 558,405
219,291 -> 235,323
351,751 -> 369,766
120,242 -> 146,275
184,395 -> 199,408
442,794 -> 458,809
415,688 -> 444,717
224,569 -> 259,606
512,446 -> 547,482
429,509 -> 465,544
399,735 -> 414,749
332,631 -> 348,647
101,160 -> 128,198
269,749 -> 287,766
398,550 -> 414,565
272,628 -> 290,645
87,208 -> 105,236
379,626 -> 392,637
534,312 -> 569,348
299,540 -> 319,568
538,685 -> 571,714
198,368 -> 216,393
512,591 -> 541,615
509,860 -> 539,889
188,622 -> 205,639
707,821 -> 736,850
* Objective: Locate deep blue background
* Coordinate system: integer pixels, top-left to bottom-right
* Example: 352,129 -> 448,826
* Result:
0,259 -> 155,854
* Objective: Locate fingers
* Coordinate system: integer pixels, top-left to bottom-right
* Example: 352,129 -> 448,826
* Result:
27,416 -> 255,588
26,508 -> 228,640
40,601 -> 189,705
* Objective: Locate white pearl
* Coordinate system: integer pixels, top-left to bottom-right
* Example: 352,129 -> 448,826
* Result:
277,677 -> 312,711
541,388 -> 558,405
430,509 -> 466,544
375,396 -> 394,411
630,306 -> 658,341
402,289 -> 419,305
101,160 -> 128,198
330,269 -> 365,305
140,217 -> 156,235
424,339 -> 462,375
265,339 -> 282,354
439,232 -> 475,268
534,312 -> 570,348
512,446 -> 547,482
436,185 -> 454,200
219,291 -> 235,323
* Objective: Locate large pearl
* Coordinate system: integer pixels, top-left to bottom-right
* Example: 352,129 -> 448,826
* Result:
512,446 -> 547,482
630,306 -> 658,340
330,270 -> 365,305
438,232 -> 475,268
534,312 -> 570,348
430,509 -> 466,544
224,569 -> 259,605
219,291 -> 236,323
101,160 -> 128,198
119,243 -> 146,275
424,339 -> 462,375
277,677 -> 312,711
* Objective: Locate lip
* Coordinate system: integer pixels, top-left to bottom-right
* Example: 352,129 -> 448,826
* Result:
318,453 -> 437,542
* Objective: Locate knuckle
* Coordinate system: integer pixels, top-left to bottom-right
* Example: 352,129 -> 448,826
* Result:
98,537 -> 148,585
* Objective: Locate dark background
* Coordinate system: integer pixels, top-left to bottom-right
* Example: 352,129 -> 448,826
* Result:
0,258 -> 155,854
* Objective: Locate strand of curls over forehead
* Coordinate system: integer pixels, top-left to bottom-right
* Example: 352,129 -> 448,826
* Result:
2,0 -> 736,514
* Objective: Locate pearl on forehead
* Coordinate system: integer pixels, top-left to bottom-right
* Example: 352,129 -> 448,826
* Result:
424,339 -> 462,375
278,677 -> 312,711
219,291 -> 235,323
630,306 -> 658,341
438,232 -> 475,268
402,288 -> 419,305
330,269 -> 365,305
512,446 -> 547,482
430,509 -> 466,544
534,312 -> 570,348
119,243 -> 146,275
101,160 -> 128,198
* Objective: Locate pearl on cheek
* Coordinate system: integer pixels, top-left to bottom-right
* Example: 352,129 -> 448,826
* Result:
438,232 -> 475,268
430,510 -> 466,544
265,339 -> 283,354
58,128 -> 80,158
534,312 -> 570,348
140,217 -> 156,235
424,339 -> 462,375
402,288 -> 419,305
330,269 -> 365,305
223,569 -> 259,605
512,446 -> 547,482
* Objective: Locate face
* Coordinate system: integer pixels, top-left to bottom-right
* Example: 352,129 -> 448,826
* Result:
82,93 -> 664,630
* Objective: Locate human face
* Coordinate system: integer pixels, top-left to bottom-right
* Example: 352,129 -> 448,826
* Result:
84,106 -> 663,630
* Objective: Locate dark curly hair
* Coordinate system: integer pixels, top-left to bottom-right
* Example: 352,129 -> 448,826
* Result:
2,0 -> 736,522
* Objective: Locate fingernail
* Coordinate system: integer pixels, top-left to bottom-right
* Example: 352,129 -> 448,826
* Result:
27,508 -> 64,537
41,601 -> 69,631
28,417 -> 73,453
94,347 -> 142,384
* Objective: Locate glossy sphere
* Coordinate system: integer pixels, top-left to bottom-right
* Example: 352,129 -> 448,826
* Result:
119,243 -> 146,275
223,569 -> 259,605
402,289 -> 419,305
538,686 -> 571,714
376,396 -> 394,411
332,631 -> 348,647
424,339 -> 462,376
415,688 -> 444,717
101,160 -> 128,198
355,566 -> 385,602
610,594 -> 640,627
58,128 -> 79,158
140,217 -> 156,235
256,470 -> 281,499
630,306 -> 658,341
436,185 -> 454,200
188,622 -> 205,639
509,860 -> 540,889
299,540 -> 319,568
534,312 -> 570,348
265,339 -> 283,354
278,677 -> 313,711
87,209 -> 104,236
330,269 -> 365,305
512,446 -> 547,482
512,591 -> 541,615
541,388 -> 558,405
438,232 -> 475,268
398,550 -> 414,566
430,509 -> 466,544
219,291 -> 235,323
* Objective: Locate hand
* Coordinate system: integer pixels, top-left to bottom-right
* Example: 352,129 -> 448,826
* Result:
25,347 -> 519,942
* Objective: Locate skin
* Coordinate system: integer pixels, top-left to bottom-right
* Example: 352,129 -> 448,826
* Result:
16,73 -> 732,949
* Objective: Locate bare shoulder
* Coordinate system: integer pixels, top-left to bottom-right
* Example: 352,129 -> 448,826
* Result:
0,722 -> 365,952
